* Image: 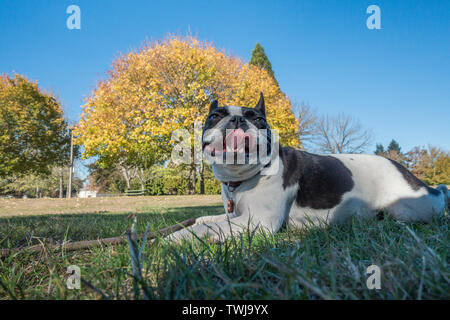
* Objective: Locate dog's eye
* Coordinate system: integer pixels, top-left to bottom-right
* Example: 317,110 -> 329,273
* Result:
209,114 -> 218,120
244,111 -> 256,118
256,117 -> 266,122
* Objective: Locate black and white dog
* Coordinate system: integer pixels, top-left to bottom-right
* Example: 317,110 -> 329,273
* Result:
168,93 -> 448,242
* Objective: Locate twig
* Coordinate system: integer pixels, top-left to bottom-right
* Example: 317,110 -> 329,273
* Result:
81,278 -> 111,300
0,218 -> 196,258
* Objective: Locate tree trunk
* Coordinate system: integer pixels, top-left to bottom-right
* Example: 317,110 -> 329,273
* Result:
135,168 -> 147,195
124,176 -> 131,190
59,167 -> 64,198
199,161 -> 205,194
192,165 -> 197,194
119,165 -> 133,190
138,171 -> 145,194
67,129 -> 74,198
188,163 -> 196,195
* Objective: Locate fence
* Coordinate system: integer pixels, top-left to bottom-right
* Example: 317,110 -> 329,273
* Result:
94,190 -> 147,197
124,189 -> 147,196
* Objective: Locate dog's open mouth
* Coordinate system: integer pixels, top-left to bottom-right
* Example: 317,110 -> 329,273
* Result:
204,129 -> 256,158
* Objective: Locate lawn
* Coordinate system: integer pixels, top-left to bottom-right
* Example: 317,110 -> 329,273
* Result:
0,195 -> 448,299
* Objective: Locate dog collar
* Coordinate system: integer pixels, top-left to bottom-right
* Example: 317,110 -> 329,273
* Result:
226,181 -> 242,192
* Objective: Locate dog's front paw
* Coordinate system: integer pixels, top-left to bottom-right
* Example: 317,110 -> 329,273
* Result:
163,224 -> 225,244
165,227 -> 195,242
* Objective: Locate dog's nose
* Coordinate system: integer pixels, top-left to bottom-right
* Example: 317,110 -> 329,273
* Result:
229,115 -> 245,124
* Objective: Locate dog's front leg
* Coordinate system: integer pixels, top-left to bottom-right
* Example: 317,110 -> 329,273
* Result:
194,213 -> 229,225
165,214 -> 257,243
165,184 -> 295,243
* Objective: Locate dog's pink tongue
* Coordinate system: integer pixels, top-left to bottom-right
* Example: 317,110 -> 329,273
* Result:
225,129 -> 246,151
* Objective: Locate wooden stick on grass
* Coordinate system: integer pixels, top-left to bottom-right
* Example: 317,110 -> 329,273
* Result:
0,218 -> 196,258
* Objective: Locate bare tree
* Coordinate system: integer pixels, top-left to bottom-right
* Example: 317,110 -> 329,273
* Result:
293,102 -> 318,149
312,113 -> 372,154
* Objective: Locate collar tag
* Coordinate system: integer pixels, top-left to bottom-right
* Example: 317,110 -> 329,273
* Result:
227,198 -> 235,213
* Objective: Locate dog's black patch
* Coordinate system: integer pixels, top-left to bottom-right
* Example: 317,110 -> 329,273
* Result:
203,107 -> 229,133
280,147 -> 354,209
387,159 -> 440,196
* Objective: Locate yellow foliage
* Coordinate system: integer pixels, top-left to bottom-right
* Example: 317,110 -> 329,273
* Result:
0,74 -> 70,176
75,36 -> 299,166
408,146 -> 450,185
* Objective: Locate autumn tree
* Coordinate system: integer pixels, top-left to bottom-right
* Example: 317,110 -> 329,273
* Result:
86,161 -> 126,193
250,43 -> 278,85
311,113 -> 372,154
75,36 -> 299,194
0,166 -> 83,198
407,146 -> 450,185
0,74 -> 72,177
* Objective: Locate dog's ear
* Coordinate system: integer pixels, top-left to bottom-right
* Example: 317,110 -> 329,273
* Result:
255,92 -> 265,116
209,100 -> 218,114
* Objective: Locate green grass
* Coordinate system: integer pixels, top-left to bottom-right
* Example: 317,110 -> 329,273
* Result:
0,203 -> 449,300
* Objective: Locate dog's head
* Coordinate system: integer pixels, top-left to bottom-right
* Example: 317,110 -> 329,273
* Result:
202,93 -> 273,182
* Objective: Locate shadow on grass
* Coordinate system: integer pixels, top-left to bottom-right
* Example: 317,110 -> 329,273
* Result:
141,215 -> 449,299
0,205 -> 224,248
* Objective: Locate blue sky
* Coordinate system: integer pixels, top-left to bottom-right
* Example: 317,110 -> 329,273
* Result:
1,0 -> 449,156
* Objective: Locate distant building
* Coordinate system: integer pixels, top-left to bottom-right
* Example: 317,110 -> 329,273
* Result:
78,189 -> 97,198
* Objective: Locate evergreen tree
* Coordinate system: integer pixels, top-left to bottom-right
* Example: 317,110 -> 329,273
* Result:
387,139 -> 402,153
386,139 -> 407,165
374,140 -> 406,164
250,43 -> 278,85
374,143 -> 385,155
